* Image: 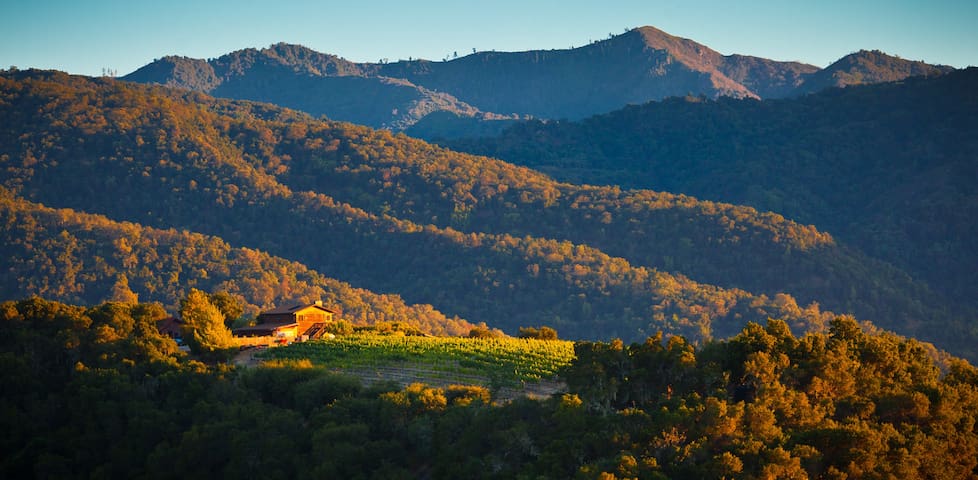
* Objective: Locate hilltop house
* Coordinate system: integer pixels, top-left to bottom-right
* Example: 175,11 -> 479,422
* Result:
233,300 -> 335,343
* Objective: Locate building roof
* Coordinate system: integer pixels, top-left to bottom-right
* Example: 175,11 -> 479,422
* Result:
260,300 -> 336,316
233,322 -> 298,336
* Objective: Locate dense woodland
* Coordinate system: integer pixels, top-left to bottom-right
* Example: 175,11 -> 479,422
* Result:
444,68 -> 978,312
1,69 -> 973,358
0,191 -> 473,336
2,297 -> 976,479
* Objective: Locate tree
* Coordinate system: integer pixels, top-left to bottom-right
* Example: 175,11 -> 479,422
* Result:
468,323 -> 503,339
180,289 -> 235,355
518,325 -> 558,340
108,274 -> 139,304
207,291 -> 243,328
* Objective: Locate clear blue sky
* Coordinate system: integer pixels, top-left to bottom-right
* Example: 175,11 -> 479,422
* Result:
2,0 -> 976,77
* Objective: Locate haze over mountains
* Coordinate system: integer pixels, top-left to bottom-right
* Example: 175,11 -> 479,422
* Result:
123,26 -> 953,133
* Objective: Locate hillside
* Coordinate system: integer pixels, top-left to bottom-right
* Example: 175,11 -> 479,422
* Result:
1,70 -> 974,358
0,191 -> 474,336
442,68 -> 978,313
3,297 -> 977,478
0,70 -> 814,343
123,27 -> 951,134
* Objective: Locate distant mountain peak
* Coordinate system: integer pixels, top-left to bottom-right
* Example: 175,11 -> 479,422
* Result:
123,26 -> 955,133
633,26 -> 713,56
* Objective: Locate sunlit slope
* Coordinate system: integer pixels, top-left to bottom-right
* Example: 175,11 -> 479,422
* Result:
0,70 -> 969,358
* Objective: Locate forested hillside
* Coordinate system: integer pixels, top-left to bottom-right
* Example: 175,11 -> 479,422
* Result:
0,70 -> 973,358
3,297 -> 977,478
445,68 -> 978,313
0,191 -> 473,335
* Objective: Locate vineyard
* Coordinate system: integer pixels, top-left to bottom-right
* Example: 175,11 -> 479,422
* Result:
259,333 -> 576,389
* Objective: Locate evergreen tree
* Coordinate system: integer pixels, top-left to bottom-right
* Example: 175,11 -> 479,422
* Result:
179,288 -> 235,354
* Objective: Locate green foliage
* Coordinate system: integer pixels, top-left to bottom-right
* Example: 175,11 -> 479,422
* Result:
262,333 -> 576,388
468,323 -> 504,339
560,319 -> 978,478
206,290 -> 243,327
323,318 -> 354,335
2,297 -> 977,479
179,289 -> 235,355
443,69 -> 978,357
518,325 -> 558,340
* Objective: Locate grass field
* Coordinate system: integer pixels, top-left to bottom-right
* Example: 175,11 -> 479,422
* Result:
259,333 -> 576,389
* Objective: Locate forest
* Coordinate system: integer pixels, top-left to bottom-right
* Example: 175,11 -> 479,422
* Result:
2,296 -> 976,479
1,44 -> 977,479
1,69 -> 972,360
442,68 -> 978,313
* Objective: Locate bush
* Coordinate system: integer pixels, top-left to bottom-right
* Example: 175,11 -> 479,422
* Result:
518,326 -> 558,340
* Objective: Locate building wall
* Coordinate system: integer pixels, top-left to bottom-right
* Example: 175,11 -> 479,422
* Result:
235,325 -> 298,347
296,309 -> 334,335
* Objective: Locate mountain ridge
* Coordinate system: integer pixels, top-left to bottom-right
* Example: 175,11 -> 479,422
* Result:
123,26 -> 952,133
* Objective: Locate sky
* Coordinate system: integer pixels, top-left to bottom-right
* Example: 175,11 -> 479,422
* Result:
1,0 -> 976,77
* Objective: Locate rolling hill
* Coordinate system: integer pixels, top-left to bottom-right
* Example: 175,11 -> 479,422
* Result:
441,68 -> 978,316
1,70 -> 973,359
0,190 -> 474,336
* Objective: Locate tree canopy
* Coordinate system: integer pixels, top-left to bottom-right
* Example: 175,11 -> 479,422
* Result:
2,297 -> 976,479
179,288 -> 235,354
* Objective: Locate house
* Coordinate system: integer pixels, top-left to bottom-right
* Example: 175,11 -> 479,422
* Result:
233,300 -> 335,342
156,316 -> 184,339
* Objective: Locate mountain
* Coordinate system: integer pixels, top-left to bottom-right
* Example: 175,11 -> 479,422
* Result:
123,27 -> 952,136
123,44 -> 495,130
794,49 -> 954,95
441,68 -> 978,319
372,26 -> 765,119
3,70 -> 975,360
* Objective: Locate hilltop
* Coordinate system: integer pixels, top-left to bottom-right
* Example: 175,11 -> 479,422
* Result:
794,49 -> 953,95
123,26 -> 952,134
